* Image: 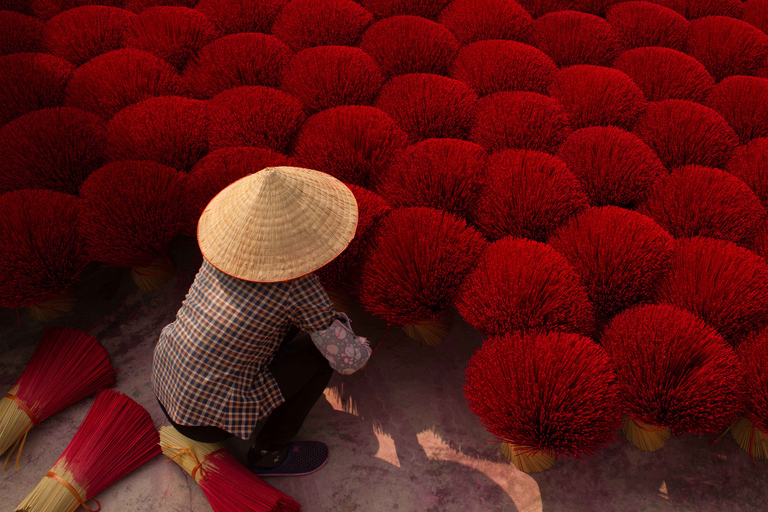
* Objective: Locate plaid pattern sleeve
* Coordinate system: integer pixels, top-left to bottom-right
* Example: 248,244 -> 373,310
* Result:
290,273 -> 336,333
152,260 -> 297,440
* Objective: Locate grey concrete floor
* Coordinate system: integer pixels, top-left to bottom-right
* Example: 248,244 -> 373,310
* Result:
1,240 -> 767,512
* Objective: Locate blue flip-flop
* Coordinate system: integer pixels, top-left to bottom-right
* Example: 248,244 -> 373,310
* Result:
248,441 -> 329,477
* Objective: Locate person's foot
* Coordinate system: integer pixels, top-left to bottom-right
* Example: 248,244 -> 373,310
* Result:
247,441 -> 329,477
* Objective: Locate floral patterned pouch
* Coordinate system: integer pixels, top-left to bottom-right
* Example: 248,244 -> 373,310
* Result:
310,313 -> 372,375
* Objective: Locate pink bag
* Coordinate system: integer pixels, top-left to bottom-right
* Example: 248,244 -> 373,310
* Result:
310,313 -> 372,375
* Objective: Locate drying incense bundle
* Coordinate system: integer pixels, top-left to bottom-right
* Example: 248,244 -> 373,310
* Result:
15,390 -> 160,512
160,426 -> 301,512
733,330 -> 768,459
0,327 -> 115,471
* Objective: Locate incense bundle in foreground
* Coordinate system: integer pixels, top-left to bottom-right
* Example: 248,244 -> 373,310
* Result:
464,331 -> 620,473
602,305 -> 742,452
15,390 -> 160,512
160,426 -> 301,512
1,327 -> 115,471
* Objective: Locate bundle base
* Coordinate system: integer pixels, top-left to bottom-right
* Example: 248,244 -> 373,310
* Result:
500,442 -> 555,473
15,466 -> 86,512
131,257 -> 175,291
28,290 -> 76,322
622,415 -> 671,452
0,386 -> 35,469
731,417 -> 768,459
403,311 -> 452,346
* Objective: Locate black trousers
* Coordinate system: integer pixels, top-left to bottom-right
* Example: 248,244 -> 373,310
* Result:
158,326 -> 334,451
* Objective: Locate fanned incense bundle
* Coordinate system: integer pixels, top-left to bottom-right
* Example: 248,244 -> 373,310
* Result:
15,390 -> 160,512
611,47 -> 714,103
733,330 -> 768,459
0,328 -> 115,471
160,426 -> 301,512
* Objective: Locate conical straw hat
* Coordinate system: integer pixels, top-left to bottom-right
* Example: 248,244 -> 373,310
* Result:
197,167 -> 358,282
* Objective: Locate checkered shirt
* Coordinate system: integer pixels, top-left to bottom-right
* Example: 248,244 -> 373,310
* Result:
151,259 -> 335,439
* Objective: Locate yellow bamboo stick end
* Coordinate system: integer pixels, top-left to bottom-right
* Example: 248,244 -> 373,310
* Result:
160,426 -> 225,485
131,257 -> 175,291
1,386 -> 35,469
622,414 -> 671,452
15,464 -> 85,512
500,442 -> 556,473
731,417 -> 768,459
403,311 -> 452,346
28,290 -> 76,322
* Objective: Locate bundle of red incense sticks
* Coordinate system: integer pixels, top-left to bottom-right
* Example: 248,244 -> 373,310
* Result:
1,327 -> 115,471
160,426 -> 301,512
15,389 -> 160,511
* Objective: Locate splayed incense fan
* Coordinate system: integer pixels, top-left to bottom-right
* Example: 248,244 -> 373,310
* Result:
15,390 -> 160,512
0,328 -> 115,471
160,426 -> 302,512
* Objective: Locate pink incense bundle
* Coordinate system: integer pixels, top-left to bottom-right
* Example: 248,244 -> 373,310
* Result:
15,389 -> 160,512
124,0 -> 197,12
376,138 -> 488,219
656,237 -> 768,343
207,86 -> 305,153
473,149 -> 588,242
0,328 -> 115,471
455,237 -> 594,336
160,426 -> 301,512
547,206 -> 674,323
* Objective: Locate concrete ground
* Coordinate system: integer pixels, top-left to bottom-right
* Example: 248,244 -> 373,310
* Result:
1,241 -> 766,512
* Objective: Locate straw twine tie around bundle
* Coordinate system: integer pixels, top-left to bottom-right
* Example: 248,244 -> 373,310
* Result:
0,328 -> 115,472
15,390 -> 160,512
1,386 -> 40,471
159,426 -> 302,512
